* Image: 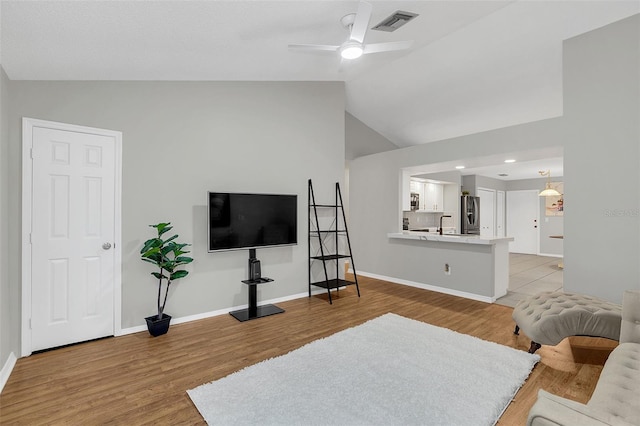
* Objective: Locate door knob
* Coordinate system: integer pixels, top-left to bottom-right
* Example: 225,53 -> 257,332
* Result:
102,242 -> 112,250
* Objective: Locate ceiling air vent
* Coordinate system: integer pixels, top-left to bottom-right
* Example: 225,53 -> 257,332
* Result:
371,11 -> 419,32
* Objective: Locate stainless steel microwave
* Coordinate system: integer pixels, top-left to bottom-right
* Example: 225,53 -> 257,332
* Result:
410,192 -> 419,211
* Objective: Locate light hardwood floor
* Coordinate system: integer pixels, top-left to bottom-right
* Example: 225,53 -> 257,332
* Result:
0,275 -> 614,425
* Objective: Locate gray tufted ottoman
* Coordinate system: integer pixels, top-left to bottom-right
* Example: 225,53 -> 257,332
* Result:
512,291 -> 622,353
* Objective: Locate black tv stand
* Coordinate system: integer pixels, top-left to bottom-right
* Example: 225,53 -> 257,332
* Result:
229,249 -> 285,322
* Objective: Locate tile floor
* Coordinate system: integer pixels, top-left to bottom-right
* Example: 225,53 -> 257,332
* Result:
496,253 -> 564,307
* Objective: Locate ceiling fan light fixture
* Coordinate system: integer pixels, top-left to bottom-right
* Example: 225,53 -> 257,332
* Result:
289,2 -> 413,62
340,41 -> 363,59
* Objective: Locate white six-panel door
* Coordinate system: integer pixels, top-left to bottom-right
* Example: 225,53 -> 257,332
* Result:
23,119 -> 121,354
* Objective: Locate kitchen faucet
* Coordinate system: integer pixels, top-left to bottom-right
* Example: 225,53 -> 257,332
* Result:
439,215 -> 452,235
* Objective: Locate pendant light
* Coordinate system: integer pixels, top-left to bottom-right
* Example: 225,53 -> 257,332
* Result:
538,170 -> 561,197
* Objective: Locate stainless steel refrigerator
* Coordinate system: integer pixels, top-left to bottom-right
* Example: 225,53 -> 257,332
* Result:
461,196 -> 480,234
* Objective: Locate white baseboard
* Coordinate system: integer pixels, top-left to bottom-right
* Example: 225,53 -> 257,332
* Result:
356,270 -> 495,304
538,252 -> 563,258
0,352 -> 17,394
118,324 -> 148,336
118,289 -> 328,336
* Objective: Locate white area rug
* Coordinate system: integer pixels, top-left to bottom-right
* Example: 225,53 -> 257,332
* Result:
188,313 -> 539,425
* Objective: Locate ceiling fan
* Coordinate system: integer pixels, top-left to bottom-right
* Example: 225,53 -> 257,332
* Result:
288,1 -> 414,60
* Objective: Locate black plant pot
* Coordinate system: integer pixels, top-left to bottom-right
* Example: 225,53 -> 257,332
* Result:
145,313 -> 172,337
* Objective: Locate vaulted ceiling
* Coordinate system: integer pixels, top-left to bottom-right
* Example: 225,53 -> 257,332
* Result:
2,0 -> 638,153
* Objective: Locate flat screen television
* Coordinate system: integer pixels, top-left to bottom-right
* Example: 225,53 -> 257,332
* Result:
208,192 -> 298,252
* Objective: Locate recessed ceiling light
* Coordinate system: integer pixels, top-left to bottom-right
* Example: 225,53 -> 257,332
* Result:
504,159 -> 516,163
455,165 -> 465,169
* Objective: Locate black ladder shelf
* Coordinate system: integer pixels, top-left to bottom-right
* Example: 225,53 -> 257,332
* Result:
308,179 -> 360,304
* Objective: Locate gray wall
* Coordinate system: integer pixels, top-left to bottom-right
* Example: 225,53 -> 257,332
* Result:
345,112 -> 398,161
349,15 -> 639,303
562,15 -> 639,299
344,111 -> 399,219
0,67 -> 14,370
475,175 -> 508,193
7,81 -> 346,333
462,174 -> 508,195
461,175 -> 476,195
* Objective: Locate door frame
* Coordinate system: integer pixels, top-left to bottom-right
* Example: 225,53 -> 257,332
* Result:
21,117 -> 122,357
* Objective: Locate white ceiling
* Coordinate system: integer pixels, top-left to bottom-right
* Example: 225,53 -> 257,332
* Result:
1,1 -> 638,179
459,157 -> 564,181
406,146 -> 564,181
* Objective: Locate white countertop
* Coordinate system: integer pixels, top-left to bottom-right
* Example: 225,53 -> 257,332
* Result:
388,231 -> 514,245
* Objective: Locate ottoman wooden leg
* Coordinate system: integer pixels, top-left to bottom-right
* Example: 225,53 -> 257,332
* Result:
528,341 -> 542,354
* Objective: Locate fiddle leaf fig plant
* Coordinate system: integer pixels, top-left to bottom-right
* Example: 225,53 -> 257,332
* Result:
140,222 -> 194,320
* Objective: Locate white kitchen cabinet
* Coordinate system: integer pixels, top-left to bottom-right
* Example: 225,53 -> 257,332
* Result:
423,182 -> 444,212
409,179 -> 424,210
409,179 -> 445,212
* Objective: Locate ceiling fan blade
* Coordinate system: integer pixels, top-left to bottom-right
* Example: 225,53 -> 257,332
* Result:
363,40 -> 414,54
288,44 -> 340,53
350,1 -> 372,44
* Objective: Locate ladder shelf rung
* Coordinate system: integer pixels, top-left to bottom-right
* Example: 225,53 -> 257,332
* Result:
310,279 -> 356,290
311,254 -> 351,261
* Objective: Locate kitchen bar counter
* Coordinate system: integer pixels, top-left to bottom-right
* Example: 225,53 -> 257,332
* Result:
389,232 -> 514,245
380,231 -> 514,303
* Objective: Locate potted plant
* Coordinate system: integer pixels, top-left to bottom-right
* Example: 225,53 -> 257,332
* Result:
140,222 -> 194,336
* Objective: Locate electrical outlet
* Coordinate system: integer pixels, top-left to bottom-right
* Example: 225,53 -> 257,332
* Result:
444,263 -> 451,275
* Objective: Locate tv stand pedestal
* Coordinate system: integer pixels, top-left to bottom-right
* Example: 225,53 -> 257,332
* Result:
229,250 -> 285,322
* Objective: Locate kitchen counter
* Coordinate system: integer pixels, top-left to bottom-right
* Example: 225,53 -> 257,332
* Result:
389,232 -> 514,245
383,231 -> 514,303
